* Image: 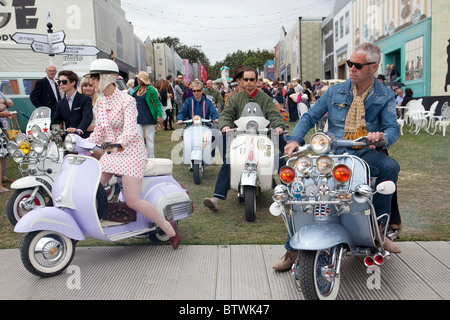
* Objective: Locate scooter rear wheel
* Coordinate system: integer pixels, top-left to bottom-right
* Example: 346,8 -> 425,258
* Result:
96,184 -> 108,219
20,230 -> 75,278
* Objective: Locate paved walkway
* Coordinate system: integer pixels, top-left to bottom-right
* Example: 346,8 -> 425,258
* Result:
0,242 -> 448,300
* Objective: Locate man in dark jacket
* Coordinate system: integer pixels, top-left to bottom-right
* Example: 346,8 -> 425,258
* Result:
51,70 -> 93,138
30,65 -> 61,114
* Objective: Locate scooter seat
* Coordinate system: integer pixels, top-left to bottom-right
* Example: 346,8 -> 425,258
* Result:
144,158 -> 173,176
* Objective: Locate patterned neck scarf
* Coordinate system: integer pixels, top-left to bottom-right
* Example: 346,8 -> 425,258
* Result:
343,79 -> 374,142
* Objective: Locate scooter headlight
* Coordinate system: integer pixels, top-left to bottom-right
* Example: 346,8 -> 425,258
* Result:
280,166 -> 296,184
37,132 -> 51,146
12,149 -> 25,163
273,185 -> 288,201
64,134 -> 76,152
316,155 -> 334,174
333,164 -> 352,184
6,141 -> 18,155
295,155 -> 312,174
246,120 -> 259,131
31,139 -> 46,154
31,124 -> 42,138
310,133 -> 331,154
15,133 -> 28,144
192,115 -> 201,125
18,140 -> 31,155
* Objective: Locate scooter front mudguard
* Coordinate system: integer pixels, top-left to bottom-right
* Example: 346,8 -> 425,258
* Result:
240,170 -> 257,187
290,222 -> 356,253
14,207 -> 85,241
10,175 -> 53,197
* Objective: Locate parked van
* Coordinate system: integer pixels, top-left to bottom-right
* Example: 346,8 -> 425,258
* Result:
0,72 -> 45,132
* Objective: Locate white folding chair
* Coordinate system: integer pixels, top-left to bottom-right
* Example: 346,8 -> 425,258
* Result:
408,102 -> 427,134
425,101 -> 439,134
429,102 -> 448,135
435,107 -> 450,136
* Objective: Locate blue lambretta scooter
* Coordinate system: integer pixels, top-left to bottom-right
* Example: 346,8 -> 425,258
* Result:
270,132 -> 396,300
14,135 -> 193,277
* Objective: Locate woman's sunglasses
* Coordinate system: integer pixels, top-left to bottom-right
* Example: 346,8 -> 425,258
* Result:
346,60 -> 376,70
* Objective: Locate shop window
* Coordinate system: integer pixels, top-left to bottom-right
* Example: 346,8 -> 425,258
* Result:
335,20 -> 339,42
405,37 -> 423,81
345,12 -> 350,35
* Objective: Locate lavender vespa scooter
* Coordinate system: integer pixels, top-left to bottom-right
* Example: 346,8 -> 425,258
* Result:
14,135 -> 193,277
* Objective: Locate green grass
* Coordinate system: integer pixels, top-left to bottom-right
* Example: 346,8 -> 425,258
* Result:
0,122 -> 449,249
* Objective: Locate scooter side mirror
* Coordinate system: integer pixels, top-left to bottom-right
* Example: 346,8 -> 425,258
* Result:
376,181 -> 396,195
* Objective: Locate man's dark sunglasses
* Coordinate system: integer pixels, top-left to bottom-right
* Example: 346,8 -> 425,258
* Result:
57,79 -> 69,85
346,60 -> 376,70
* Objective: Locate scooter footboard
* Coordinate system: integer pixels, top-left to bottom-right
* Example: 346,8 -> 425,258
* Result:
14,207 -> 85,241
290,223 -> 356,253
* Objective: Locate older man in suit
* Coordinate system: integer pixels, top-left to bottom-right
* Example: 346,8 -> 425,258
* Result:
51,70 -> 93,138
30,65 -> 61,113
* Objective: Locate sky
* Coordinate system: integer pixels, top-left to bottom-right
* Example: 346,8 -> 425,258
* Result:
121,0 -> 335,65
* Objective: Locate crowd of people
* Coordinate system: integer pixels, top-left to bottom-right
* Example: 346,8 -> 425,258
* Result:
0,41 -> 404,260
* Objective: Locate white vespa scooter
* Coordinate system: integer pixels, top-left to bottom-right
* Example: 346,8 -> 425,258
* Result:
5,107 -> 118,226
181,115 -> 214,185
5,107 -> 64,225
14,135 -> 193,277
228,102 -> 278,221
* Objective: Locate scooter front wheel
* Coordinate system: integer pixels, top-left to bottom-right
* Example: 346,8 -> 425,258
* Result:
193,163 -> 202,185
5,188 -> 47,226
244,186 -> 256,222
298,249 -> 341,300
20,230 -> 75,278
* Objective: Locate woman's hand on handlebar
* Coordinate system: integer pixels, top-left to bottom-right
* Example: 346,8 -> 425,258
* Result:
101,142 -> 124,153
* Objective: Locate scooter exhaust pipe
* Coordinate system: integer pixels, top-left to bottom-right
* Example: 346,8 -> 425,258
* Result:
364,256 -> 374,267
373,253 -> 384,266
363,254 -> 384,267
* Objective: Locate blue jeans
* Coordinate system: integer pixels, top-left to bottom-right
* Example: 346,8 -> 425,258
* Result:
213,132 -> 287,200
284,149 -> 400,251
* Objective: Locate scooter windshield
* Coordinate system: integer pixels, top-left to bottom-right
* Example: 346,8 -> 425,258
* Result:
29,107 -> 51,121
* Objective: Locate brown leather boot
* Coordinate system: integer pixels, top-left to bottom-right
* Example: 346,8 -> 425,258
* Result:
379,224 -> 401,253
272,250 -> 298,271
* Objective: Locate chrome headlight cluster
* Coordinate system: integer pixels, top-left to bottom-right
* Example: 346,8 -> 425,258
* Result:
8,131 -> 51,163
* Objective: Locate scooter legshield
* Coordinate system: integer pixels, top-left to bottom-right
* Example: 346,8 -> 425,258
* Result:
290,223 -> 355,253
14,207 -> 85,241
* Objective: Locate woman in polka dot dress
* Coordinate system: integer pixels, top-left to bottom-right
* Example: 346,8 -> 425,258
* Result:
87,59 -> 180,249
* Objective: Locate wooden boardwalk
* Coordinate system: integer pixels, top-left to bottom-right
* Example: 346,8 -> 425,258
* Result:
0,242 -> 448,300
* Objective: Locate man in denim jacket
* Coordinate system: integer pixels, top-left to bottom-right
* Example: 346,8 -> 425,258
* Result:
274,43 -> 401,271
